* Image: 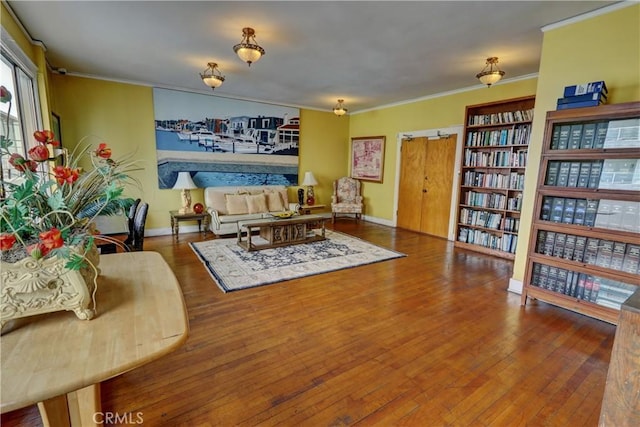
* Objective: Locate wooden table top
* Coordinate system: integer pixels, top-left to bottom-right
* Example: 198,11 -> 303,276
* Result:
0,252 -> 189,413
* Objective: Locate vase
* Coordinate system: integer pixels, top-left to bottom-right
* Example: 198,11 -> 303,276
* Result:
0,244 -> 100,329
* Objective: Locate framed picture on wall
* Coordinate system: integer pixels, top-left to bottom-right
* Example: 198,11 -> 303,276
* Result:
51,112 -> 62,146
350,135 -> 385,182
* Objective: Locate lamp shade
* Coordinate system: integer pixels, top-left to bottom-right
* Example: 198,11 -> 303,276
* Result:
301,171 -> 318,186
172,172 -> 197,190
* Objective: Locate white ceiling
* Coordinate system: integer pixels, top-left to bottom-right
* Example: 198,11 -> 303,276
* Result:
6,1 -> 620,113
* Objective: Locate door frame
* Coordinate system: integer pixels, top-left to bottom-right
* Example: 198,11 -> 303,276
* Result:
393,125 -> 464,241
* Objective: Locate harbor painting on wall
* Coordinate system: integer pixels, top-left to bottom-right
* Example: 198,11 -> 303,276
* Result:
153,88 -> 300,189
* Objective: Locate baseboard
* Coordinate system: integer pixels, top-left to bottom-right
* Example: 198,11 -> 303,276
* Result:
146,225 -> 202,237
508,277 -> 523,294
362,215 -> 394,227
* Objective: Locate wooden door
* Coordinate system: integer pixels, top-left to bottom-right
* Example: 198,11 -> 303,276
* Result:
397,135 -> 457,238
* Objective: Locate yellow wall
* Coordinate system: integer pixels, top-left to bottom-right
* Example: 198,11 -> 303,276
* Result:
512,4 -> 640,281
349,79 -> 538,220
50,76 -> 349,230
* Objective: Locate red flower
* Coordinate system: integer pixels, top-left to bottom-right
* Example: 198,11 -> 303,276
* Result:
53,166 -> 80,185
33,130 -> 60,147
0,233 -> 16,250
39,228 -> 64,250
94,143 -> 112,159
8,154 -> 37,172
28,145 -> 50,162
0,85 -> 11,103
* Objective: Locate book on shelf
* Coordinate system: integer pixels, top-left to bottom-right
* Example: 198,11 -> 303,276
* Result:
573,199 -> 587,226
584,199 -> 599,227
557,99 -> 605,110
573,236 -> 587,262
584,237 -> 600,265
538,264 -> 550,289
568,124 -> 584,149
551,197 -> 565,222
593,121 -> 610,149
556,161 -> 571,187
547,267 -> 559,292
536,230 -> 547,254
587,160 -> 603,188
576,162 -> 592,188
595,240 -> 614,268
622,244 -> 640,274
556,269 -> 569,294
545,161 -> 560,186
541,197 -> 552,221
563,234 -> 576,260
566,162 -> 581,187
580,122 -> 597,149
557,92 -> 608,105
562,198 -> 576,224
553,233 -> 566,258
542,231 -> 555,256
610,242 -> 627,271
556,125 -> 571,150
563,80 -> 608,97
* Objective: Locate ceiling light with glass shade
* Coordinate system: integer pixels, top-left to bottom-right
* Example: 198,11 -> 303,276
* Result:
333,99 -> 348,116
200,62 -> 225,90
233,27 -> 265,66
476,57 -> 505,87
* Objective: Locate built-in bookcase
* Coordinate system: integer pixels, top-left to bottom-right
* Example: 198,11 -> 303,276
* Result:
455,95 -> 536,260
521,101 -> 640,325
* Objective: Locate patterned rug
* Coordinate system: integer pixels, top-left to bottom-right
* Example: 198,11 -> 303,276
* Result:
189,230 -> 406,292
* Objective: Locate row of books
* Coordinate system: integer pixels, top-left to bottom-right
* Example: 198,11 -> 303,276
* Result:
550,118 -> 640,150
459,208 -> 502,230
458,227 -> 517,253
540,197 -> 640,232
556,81 -> 608,111
462,191 -> 523,212
468,108 -> 534,126
503,217 -> 520,233
463,149 -> 528,168
546,159 -> 639,190
530,263 -> 635,310
535,230 -> 640,274
465,125 -> 531,147
463,171 -> 525,190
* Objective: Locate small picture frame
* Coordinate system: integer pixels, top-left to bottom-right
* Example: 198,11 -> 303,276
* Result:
350,136 -> 386,182
51,112 -> 62,145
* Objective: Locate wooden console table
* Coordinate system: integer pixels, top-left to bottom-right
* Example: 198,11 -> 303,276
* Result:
237,214 -> 329,251
170,210 -> 210,238
0,252 -> 189,427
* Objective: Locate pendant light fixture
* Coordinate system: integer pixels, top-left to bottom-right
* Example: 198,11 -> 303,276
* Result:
333,99 -> 348,116
200,62 -> 225,90
233,27 -> 265,66
476,57 -> 505,87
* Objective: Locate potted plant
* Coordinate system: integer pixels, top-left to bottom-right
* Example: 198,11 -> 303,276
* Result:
0,85 -> 140,327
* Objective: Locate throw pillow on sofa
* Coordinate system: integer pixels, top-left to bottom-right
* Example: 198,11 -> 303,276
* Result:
264,191 -> 286,212
246,193 -> 268,214
226,194 -> 249,214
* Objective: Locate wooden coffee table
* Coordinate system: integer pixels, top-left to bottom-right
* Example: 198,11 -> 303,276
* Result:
237,214 -> 329,251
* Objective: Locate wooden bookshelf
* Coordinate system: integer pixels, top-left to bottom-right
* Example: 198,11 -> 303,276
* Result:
521,101 -> 640,325
454,95 -> 536,260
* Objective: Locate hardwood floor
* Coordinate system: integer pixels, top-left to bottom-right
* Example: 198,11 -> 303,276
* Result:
1,221 -> 615,426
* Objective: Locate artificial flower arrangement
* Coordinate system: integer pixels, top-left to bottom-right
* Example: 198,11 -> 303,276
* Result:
0,85 -> 139,271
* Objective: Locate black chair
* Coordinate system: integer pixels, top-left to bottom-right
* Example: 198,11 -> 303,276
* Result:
123,198 -> 141,250
131,202 -> 149,251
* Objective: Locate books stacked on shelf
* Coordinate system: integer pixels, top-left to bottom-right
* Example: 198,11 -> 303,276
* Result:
540,196 -> 640,232
468,109 -> 534,126
465,124 -> 532,147
534,230 -> 640,274
463,191 -> 506,210
530,262 -> 635,309
459,208 -> 502,229
457,227 -> 517,254
556,80 -> 608,110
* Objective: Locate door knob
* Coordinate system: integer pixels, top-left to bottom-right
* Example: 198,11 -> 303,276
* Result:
422,189 -> 427,193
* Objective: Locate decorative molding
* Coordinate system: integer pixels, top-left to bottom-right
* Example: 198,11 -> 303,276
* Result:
541,1 -> 635,32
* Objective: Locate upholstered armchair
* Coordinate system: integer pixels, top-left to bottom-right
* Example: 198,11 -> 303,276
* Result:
331,177 -> 363,223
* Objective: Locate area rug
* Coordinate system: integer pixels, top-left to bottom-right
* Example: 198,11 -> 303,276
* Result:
189,230 -> 406,292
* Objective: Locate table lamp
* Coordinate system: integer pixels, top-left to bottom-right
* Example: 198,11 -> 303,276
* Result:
301,171 -> 318,205
173,172 -> 197,213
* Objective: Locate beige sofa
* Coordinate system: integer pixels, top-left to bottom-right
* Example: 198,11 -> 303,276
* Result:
204,185 -> 299,236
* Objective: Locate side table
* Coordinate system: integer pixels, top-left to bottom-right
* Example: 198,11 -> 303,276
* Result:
298,204 -> 326,215
170,210 -> 210,238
